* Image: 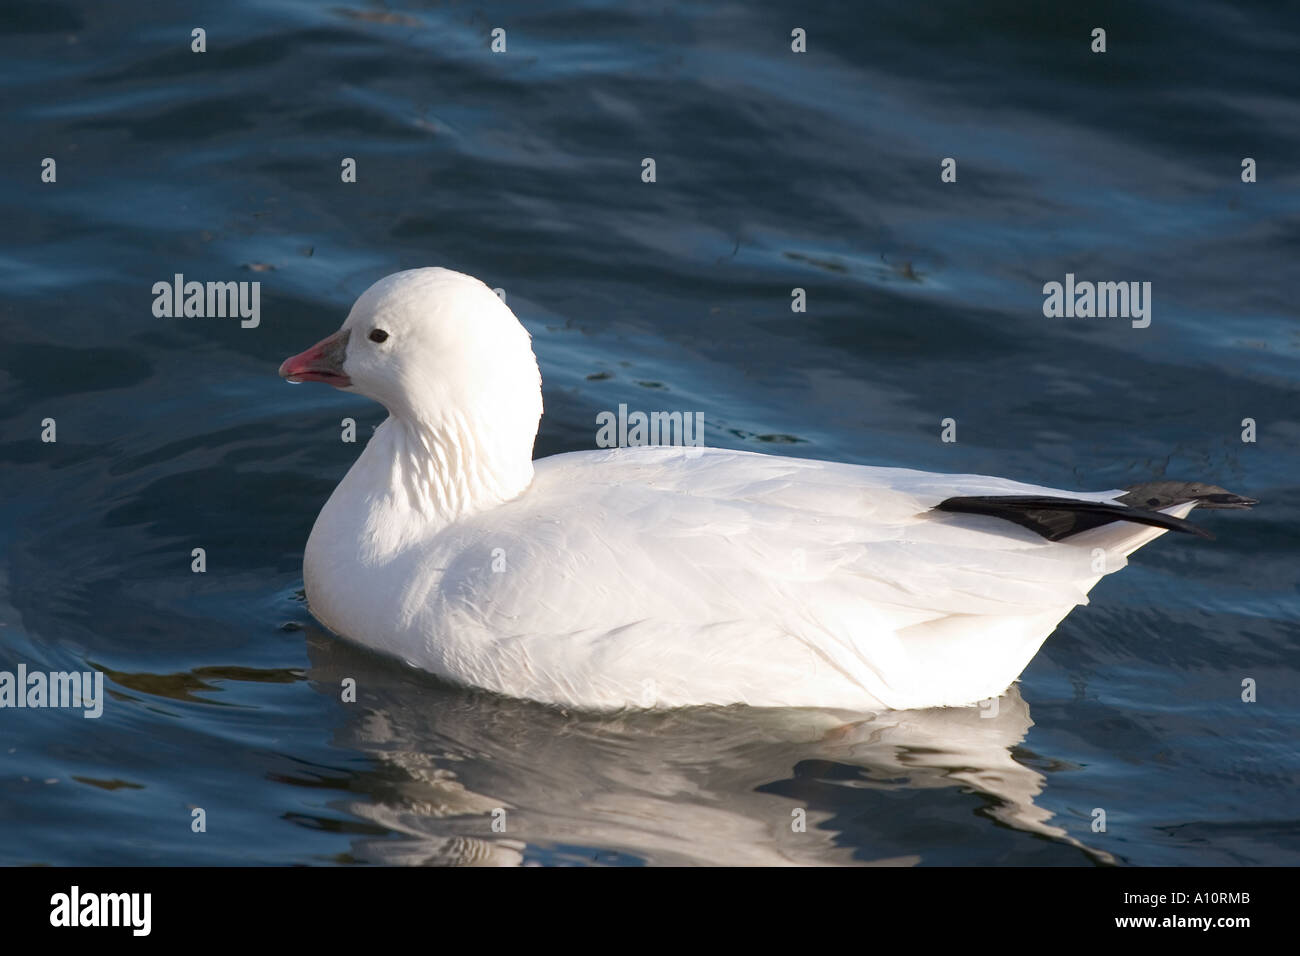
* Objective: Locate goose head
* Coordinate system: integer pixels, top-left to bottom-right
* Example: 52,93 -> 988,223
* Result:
280,268 -> 544,513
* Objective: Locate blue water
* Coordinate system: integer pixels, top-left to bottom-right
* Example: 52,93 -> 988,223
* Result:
1,0 -> 1297,865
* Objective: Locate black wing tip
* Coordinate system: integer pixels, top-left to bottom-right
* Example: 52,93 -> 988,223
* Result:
935,493 -> 1219,542
936,480 -> 1258,543
1120,481 -> 1259,511
1199,493 -> 1258,510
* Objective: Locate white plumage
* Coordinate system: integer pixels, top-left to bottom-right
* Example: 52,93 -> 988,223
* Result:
280,267 -> 1232,711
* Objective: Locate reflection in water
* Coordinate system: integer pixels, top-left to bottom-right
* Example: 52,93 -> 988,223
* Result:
300,628 -> 1112,866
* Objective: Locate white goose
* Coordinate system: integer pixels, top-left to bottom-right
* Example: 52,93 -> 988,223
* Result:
279,268 -> 1255,711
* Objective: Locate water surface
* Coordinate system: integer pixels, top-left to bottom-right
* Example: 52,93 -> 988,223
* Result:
1,0 -> 1297,865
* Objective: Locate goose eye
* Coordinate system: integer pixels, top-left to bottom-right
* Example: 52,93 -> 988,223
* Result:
369,329 -> 389,343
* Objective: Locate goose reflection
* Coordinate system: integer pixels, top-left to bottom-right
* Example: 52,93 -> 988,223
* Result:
302,628 -> 1112,866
